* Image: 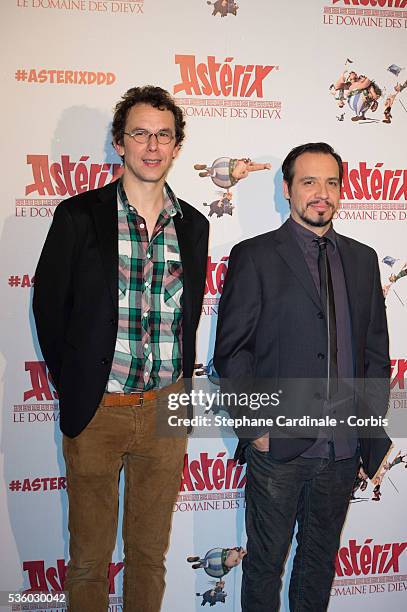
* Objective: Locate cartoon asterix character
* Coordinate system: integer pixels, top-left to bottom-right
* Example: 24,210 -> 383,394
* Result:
329,59 -> 359,108
194,158 -> 271,190
346,75 -> 382,121
187,546 -> 246,578
382,262 -> 407,299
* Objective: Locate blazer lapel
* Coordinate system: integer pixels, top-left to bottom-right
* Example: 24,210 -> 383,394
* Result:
90,181 -> 119,311
274,221 -> 322,309
173,210 -> 195,326
336,233 -> 360,338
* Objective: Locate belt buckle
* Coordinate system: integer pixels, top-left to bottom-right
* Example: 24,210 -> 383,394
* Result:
133,392 -> 144,408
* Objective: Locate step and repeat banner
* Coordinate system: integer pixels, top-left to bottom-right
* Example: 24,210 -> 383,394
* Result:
1,1 -> 406,610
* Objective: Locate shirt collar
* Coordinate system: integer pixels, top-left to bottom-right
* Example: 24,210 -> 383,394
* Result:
117,180 -> 183,219
288,216 -> 337,252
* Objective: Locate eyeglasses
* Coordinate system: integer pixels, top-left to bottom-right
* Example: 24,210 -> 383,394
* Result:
124,129 -> 175,145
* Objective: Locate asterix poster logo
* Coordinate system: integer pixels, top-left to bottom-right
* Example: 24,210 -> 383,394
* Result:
12,362 -> 59,424
201,256 -> 228,315
173,55 -> 281,120
331,538 -> 407,598
19,559 -> 123,611
175,451 -> 246,512
389,358 -> 407,407
16,0 -> 144,16
15,155 -> 122,219
323,0 -> 407,28
334,161 -> 407,221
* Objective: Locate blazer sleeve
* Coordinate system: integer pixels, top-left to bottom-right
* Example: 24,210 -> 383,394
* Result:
359,251 -> 392,478
363,252 -> 391,415
213,243 -> 273,444
32,204 -> 77,388
214,242 -> 261,380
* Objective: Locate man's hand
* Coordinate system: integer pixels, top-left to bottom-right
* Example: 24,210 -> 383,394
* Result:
251,433 -> 269,452
358,466 -> 368,481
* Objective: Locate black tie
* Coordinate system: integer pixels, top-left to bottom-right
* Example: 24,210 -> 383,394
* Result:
315,237 -> 338,398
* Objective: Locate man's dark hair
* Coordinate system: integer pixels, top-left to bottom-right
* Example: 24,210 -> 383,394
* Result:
112,85 -> 186,147
282,142 -> 343,190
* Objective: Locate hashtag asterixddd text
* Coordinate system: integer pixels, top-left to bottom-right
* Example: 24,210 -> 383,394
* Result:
14,68 -> 116,85
8,275 -> 34,287
15,69 -> 27,82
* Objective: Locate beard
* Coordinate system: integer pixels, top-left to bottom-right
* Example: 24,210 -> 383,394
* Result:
298,201 -> 335,228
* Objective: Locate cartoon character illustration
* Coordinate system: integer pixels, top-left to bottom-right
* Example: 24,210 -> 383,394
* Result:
346,76 -> 382,121
352,451 -> 407,502
203,192 -> 234,218
187,547 -> 246,578
350,469 -> 368,500
382,80 -> 407,124
206,0 -> 239,18
330,60 -> 407,124
329,59 -> 358,108
382,64 -> 407,124
196,579 -> 227,606
382,258 -> 406,303
194,158 -> 271,190
195,157 -> 271,220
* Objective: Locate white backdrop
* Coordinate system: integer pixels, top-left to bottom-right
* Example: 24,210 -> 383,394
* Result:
1,1 -> 406,610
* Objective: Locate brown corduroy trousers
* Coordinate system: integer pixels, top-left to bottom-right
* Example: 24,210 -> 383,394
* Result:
62,380 -> 186,612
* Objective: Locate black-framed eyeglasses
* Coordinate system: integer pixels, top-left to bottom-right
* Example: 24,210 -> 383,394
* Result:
124,129 -> 175,145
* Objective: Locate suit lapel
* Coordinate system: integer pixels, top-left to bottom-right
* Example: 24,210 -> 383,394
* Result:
174,209 -> 195,325
275,221 -> 321,309
336,233 -> 360,339
90,181 -> 118,311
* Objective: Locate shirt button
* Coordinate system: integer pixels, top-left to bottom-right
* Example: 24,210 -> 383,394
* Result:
317,353 -> 325,359
145,281 -> 150,288
101,358 -> 109,365
140,223 -> 145,229
144,343 -> 149,349
146,253 -> 151,259
143,312 -> 148,318
317,312 -> 324,319
129,206 -> 135,211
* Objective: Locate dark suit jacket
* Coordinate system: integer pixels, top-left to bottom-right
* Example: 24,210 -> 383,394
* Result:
33,180 -> 209,438
214,220 -> 391,479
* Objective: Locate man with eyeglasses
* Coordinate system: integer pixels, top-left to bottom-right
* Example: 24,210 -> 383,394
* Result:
33,86 -> 209,611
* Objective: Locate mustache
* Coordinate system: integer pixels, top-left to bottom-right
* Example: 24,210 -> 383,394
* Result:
307,199 -> 334,207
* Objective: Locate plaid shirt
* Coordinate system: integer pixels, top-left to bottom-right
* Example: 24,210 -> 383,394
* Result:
107,181 -> 183,392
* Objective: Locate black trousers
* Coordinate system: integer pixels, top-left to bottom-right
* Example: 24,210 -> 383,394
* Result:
241,445 -> 359,612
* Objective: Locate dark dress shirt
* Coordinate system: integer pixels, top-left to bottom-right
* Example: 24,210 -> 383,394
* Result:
288,217 -> 358,460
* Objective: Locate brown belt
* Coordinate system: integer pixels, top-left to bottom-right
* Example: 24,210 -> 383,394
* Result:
101,389 -> 158,407
101,379 -> 184,408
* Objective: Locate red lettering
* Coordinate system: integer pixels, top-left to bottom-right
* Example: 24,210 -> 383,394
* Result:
24,362 -> 56,402
391,359 -> 407,390
23,560 -> 48,592
108,562 -> 124,594
174,55 -> 274,98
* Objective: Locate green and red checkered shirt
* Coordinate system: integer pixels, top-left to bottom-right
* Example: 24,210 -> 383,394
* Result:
107,180 -> 183,392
